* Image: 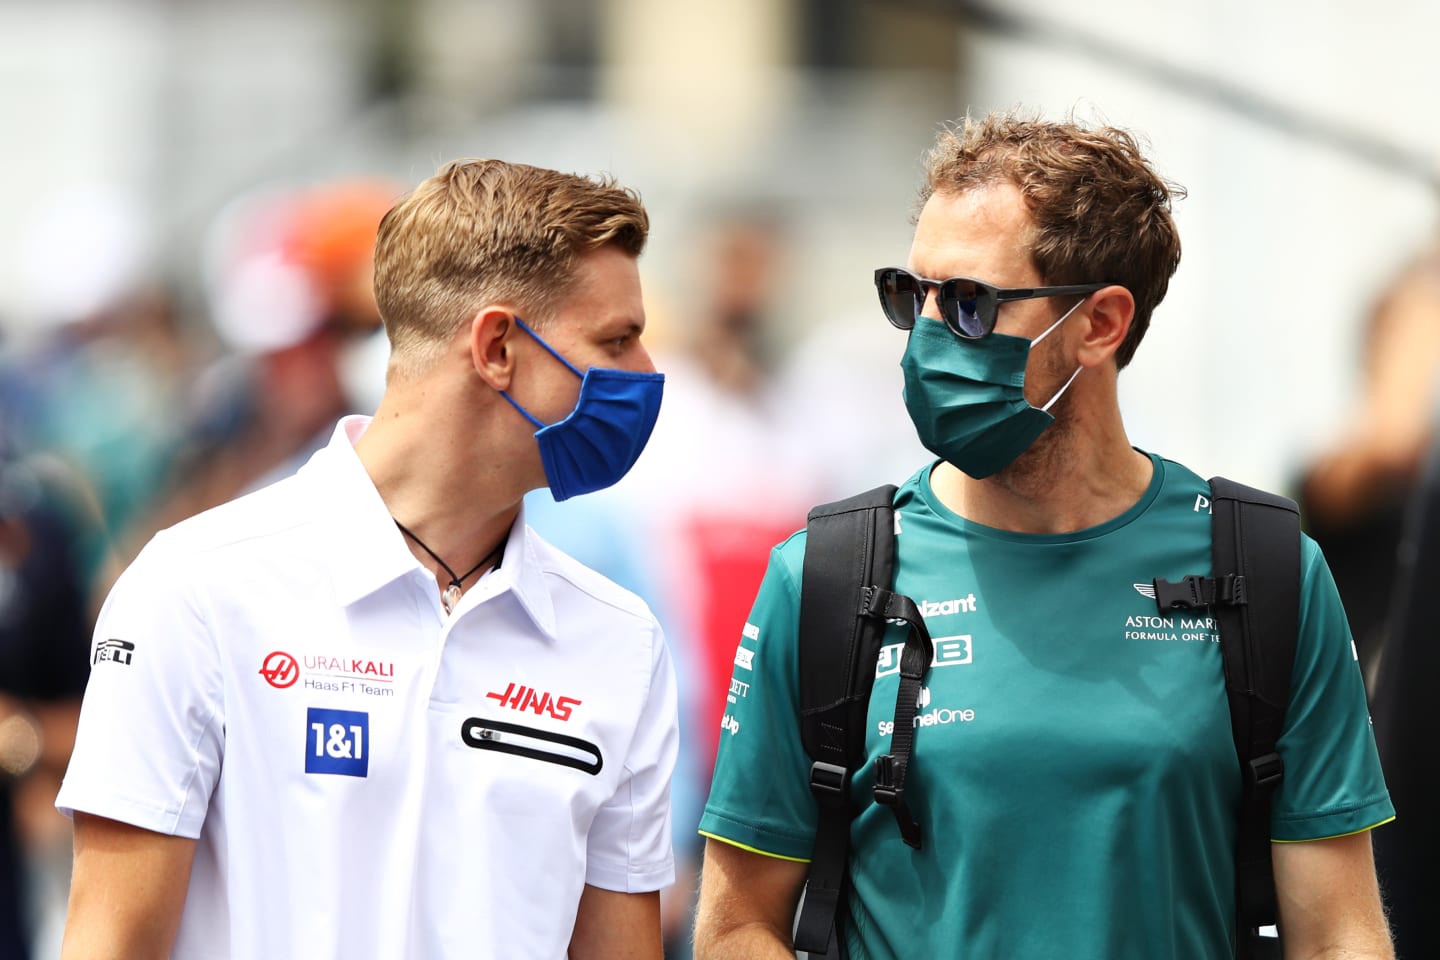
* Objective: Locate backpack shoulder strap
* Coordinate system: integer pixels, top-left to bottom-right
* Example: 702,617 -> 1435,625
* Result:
1209,476 -> 1301,960
1151,477 -> 1300,958
794,484 -> 897,958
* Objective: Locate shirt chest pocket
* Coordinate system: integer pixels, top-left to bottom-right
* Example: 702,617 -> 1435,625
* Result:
430,705 -> 613,826
460,716 -> 603,775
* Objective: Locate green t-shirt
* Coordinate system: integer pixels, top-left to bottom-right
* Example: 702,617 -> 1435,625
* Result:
699,453 -> 1394,959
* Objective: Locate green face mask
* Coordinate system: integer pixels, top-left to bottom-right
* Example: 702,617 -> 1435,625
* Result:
899,302 -> 1083,479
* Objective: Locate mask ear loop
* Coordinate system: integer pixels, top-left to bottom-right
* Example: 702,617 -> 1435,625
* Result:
500,316 -> 587,428
514,317 -> 585,377
499,390 -> 546,429
1041,365 -> 1084,412
1031,296 -> 1089,413
1028,296 -> 1087,349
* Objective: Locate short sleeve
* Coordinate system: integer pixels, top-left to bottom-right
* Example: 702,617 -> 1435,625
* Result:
584,620 -> 679,892
55,534 -> 226,839
1270,537 -> 1395,841
698,538 -> 817,861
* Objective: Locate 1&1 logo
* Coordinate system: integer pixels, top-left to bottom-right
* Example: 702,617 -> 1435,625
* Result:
305,707 -> 369,777
259,651 -> 299,688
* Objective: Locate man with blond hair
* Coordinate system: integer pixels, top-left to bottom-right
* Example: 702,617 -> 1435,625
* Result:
57,159 -> 679,959
694,113 -> 1395,958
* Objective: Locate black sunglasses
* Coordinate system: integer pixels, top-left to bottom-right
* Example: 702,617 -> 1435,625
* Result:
874,266 -> 1109,340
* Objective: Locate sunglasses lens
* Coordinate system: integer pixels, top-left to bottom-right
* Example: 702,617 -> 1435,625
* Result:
941,279 -> 989,338
877,269 -> 921,330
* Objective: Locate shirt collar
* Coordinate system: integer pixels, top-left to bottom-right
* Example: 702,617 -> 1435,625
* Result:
302,416 -> 558,641
299,417 -> 417,607
454,500 -> 559,642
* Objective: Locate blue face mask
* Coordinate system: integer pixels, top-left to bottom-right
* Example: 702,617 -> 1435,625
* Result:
500,318 -> 665,501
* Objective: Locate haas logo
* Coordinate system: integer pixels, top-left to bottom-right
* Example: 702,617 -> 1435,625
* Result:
259,651 -> 299,688
485,682 -> 582,721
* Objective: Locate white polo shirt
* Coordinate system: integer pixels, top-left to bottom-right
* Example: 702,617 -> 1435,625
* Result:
57,416 -> 678,959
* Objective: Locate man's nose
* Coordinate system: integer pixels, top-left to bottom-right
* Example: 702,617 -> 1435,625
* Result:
632,342 -> 658,375
921,287 -> 943,322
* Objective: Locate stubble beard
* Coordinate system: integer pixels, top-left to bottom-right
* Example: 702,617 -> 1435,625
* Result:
990,339 -> 1080,496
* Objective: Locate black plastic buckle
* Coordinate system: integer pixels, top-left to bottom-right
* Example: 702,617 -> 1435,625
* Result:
1246,752 -> 1285,791
1218,574 -> 1248,605
873,755 -> 900,806
861,585 -> 894,620
809,761 -> 849,799
1153,575 -> 1210,610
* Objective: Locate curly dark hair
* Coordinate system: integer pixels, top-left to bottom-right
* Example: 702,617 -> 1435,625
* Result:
921,112 -> 1184,369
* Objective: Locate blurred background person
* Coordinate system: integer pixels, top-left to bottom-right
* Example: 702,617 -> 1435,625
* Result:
527,206 -> 844,958
0,188 -> 185,959
1371,432 -> 1440,960
0,187 -> 187,595
1296,237 -> 1440,680
3,3 -> 1439,956
1352,238 -> 1440,960
0,445 -> 96,960
133,178 -> 399,542
628,208 -> 825,775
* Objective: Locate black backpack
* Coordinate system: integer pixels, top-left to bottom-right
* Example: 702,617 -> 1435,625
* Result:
794,477 -> 1299,960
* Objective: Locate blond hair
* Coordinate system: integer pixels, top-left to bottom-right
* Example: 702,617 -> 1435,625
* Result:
374,159 -> 649,373
922,112 -> 1183,369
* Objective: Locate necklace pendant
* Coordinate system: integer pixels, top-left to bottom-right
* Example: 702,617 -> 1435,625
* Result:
442,584 -> 462,614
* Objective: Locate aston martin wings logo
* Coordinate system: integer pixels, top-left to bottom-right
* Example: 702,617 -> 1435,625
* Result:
1133,583 -> 1157,599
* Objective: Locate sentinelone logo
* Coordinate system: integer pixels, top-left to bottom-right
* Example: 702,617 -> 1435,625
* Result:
878,686 -> 976,737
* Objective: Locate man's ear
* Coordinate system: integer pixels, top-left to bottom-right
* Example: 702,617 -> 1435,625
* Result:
1077,285 -> 1136,368
469,307 -> 518,390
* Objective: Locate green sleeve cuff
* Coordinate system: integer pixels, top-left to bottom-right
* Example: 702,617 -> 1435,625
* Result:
1271,794 -> 1396,842
698,808 -> 815,862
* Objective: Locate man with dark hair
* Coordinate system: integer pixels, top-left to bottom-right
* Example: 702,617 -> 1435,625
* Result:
693,113 -> 1394,958
57,159 -> 679,959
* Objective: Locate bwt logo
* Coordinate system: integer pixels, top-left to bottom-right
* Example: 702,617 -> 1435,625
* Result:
876,635 -> 972,678
259,651 -> 300,689
485,682 -> 582,721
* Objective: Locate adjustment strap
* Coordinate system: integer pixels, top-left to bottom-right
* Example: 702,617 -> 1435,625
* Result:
866,589 -> 932,850
795,761 -> 853,956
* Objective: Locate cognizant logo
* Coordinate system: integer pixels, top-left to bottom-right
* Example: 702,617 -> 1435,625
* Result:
917,595 -> 977,617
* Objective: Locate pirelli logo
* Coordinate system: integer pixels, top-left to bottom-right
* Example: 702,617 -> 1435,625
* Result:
93,639 -> 135,666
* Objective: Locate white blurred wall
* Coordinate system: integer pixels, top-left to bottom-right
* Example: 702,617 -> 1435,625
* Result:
955,0 -> 1440,488
1,0 -> 1436,490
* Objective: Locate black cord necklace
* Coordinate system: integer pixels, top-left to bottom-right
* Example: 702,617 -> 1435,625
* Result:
394,520 -> 506,614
